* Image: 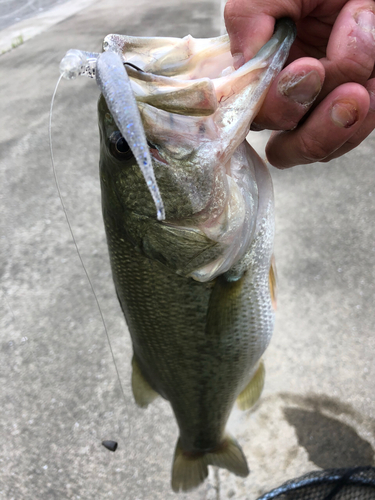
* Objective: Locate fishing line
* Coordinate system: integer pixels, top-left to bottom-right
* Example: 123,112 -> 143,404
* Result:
49,75 -> 130,438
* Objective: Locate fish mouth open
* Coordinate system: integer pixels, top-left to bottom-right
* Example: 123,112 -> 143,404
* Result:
104,18 -> 296,116
96,19 -> 296,219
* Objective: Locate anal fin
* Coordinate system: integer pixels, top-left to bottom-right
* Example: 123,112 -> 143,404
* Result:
131,357 -> 159,408
237,360 -> 265,410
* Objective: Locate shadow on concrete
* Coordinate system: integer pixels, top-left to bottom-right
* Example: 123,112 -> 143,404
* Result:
284,403 -> 375,469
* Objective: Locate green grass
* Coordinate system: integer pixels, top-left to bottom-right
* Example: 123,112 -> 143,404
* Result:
0,34 -> 25,56
11,34 -> 24,49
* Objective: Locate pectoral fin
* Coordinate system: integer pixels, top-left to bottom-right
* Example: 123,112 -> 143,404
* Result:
131,357 -> 159,408
269,255 -> 277,310
237,360 -> 265,410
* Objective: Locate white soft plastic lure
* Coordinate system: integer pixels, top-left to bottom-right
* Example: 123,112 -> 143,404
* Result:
60,47 -> 165,220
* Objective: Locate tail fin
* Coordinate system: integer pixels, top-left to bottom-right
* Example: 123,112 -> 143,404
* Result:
171,436 -> 249,492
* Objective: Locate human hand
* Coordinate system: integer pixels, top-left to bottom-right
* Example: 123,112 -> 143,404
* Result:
225,0 -> 375,168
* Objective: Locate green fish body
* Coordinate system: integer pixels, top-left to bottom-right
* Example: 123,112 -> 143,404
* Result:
97,19 -> 295,492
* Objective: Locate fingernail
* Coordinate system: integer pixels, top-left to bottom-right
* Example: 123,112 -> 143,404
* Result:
233,53 -> 245,70
356,9 -> 375,31
330,99 -> 359,128
278,71 -> 322,107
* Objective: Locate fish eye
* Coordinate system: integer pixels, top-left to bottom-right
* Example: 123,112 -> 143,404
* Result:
109,131 -> 133,160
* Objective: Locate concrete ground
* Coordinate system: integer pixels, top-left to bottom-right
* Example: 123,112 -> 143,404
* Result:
0,0 -> 374,499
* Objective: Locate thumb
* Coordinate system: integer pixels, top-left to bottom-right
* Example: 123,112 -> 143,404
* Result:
224,0 -> 301,65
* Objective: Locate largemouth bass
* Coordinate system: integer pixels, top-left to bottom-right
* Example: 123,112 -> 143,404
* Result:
60,18 -> 296,492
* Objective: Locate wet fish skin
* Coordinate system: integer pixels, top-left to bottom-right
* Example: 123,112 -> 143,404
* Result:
98,19 -> 296,492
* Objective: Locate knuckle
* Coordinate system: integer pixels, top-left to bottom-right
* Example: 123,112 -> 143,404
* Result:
335,56 -> 374,84
298,132 -> 330,162
279,116 -> 300,131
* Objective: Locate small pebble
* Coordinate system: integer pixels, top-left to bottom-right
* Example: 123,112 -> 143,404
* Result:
102,440 -> 118,452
